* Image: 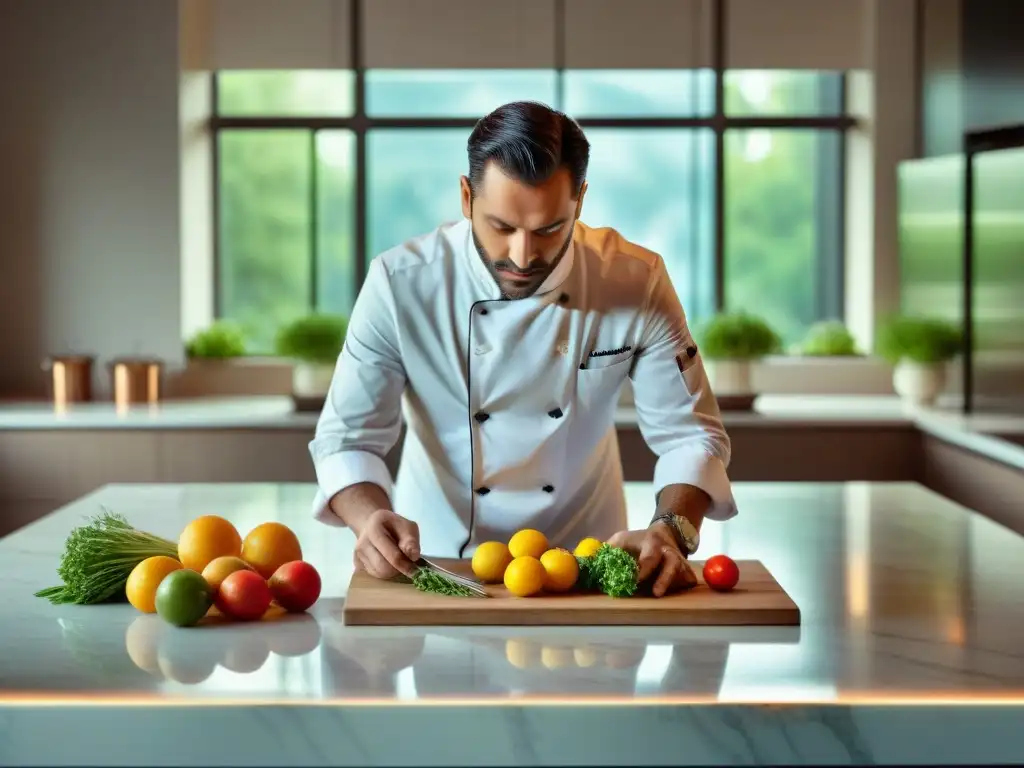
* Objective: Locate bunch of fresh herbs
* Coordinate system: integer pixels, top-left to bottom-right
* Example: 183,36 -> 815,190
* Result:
578,543 -> 640,598
35,510 -> 179,605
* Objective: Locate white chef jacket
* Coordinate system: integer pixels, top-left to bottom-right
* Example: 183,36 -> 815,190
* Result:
309,218 -> 736,558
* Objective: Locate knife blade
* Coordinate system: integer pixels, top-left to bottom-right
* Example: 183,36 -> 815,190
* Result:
416,557 -> 490,597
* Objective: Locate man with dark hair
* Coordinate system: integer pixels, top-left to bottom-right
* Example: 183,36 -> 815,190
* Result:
310,101 -> 735,597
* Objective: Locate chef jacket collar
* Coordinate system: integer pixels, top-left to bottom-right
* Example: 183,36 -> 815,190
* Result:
459,218 -> 576,301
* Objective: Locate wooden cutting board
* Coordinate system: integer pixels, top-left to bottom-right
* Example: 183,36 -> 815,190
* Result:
343,558 -> 800,627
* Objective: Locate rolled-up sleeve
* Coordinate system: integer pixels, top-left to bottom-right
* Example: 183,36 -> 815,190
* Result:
628,257 -> 737,521
308,257 -> 407,527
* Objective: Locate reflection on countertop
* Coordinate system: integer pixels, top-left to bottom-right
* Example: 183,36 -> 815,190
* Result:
3,481 -> 1024,765
3,481 -> 1024,704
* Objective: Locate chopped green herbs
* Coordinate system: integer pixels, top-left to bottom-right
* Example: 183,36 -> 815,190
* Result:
411,567 -> 475,597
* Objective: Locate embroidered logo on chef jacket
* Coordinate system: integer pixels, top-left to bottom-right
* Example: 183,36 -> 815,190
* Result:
556,341 -> 570,356
589,345 -> 632,358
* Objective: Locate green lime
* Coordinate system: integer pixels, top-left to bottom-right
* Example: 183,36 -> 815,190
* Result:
155,569 -> 213,627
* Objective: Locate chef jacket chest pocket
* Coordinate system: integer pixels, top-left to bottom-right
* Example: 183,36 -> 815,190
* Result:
576,352 -> 633,410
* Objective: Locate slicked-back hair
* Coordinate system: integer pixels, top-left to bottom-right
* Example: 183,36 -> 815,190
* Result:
467,101 -> 590,199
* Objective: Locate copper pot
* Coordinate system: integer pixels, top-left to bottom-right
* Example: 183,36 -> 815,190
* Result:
42,354 -> 95,405
109,357 -> 163,407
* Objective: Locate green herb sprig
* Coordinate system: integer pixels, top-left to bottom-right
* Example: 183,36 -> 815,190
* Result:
35,510 -> 179,605
411,567 -> 475,597
576,554 -> 601,591
592,543 -> 640,597
576,544 -> 640,598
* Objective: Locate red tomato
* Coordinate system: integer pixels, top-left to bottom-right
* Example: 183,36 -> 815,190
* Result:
268,561 -> 322,613
215,569 -> 272,621
702,554 -> 740,592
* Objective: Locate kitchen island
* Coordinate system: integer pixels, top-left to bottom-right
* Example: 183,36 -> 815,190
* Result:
1,481 -> 1023,765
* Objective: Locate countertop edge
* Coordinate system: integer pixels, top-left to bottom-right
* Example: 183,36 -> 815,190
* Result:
1,700 -> 1023,766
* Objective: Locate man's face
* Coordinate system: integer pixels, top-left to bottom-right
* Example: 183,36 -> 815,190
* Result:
461,162 -> 585,299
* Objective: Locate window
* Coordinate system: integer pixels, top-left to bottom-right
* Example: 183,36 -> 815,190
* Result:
365,70 -> 557,117
725,129 -> 842,342
583,129 -> 716,322
212,69 -> 850,352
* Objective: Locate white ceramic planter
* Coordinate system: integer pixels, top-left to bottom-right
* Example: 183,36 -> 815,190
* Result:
291,362 -> 335,398
704,359 -> 753,396
892,360 -> 947,407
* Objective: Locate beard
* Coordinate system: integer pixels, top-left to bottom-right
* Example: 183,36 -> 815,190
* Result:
471,225 -> 574,300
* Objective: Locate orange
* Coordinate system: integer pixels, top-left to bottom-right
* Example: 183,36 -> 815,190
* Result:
573,537 -> 602,558
126,555 -> 183,613
540,548 -> 579,592
471,541 -> 514,583
241,522 -> 303,579
508,529 -> 548,560
177,515 -> 242,572
503,555 -> 546,597
201,555 -> 254,592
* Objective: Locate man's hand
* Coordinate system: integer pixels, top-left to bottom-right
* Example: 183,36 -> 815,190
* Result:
353,509 -> 421,580
606,523 -> 697,597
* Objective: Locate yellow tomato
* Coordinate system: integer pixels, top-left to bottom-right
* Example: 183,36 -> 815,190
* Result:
471,541 -> 514,583
573,537 -> 603,558
508,529 -> 548,560
503,556 -> 546,597
539,548 -> 579,592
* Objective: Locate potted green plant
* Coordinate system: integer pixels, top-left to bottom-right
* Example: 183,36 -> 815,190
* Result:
184,320 -> 247,361
696,311 -> 782,407
274,313 -> 347,400
875,315 -> 962,406
797,320 -> 861,357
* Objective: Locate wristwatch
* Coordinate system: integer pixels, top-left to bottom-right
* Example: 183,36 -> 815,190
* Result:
649,513 -> 700,557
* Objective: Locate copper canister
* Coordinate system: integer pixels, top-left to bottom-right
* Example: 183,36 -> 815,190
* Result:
109,357 -> 163,408
43,354 -> 95,406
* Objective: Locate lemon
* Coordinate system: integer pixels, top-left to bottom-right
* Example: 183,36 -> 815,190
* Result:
539,548 -> 579,592
503,555 -> 546,597
573,537 -> 603,558
472,541 -> 514,583
126,555 -> 184,614
508,528 -> 548,560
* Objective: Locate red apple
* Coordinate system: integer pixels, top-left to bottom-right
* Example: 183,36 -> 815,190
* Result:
268,561 -> 322,612
215,569 -> 272,621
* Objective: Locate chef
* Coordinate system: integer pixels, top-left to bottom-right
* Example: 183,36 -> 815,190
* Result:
309,100 -> 737,597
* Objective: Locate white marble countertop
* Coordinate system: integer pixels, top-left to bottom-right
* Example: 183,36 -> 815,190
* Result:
1,481 -> 1023,765
4,393 -> 1024,471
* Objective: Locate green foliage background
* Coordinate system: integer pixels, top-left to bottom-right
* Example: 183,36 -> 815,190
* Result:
215,71 -> 840,352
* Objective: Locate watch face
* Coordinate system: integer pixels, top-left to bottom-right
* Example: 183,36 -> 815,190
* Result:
677,516 -> 699,552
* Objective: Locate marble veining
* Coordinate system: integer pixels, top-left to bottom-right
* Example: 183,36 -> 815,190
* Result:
1,481 -> 1024,765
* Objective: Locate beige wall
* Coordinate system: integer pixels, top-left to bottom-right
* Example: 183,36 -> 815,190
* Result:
0,0 -> 183,398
